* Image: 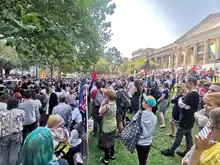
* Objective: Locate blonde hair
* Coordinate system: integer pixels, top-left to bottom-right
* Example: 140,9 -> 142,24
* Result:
176,83 -> 186,93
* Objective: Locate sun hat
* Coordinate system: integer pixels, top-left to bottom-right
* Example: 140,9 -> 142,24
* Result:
143,94 -> 156,107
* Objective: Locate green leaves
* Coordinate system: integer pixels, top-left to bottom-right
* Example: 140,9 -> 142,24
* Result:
0,0 -> 116,75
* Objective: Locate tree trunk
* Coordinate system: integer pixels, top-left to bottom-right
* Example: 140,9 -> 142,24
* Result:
5,68 -> 11,75
58,69 -> 61,80
0,67 -> 3,76
49,63 -> 53,79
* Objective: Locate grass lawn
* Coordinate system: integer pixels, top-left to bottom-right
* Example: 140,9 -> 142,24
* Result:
87,94 -> 198,165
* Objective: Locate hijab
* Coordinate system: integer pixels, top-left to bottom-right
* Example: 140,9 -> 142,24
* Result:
47,115 -> 69,144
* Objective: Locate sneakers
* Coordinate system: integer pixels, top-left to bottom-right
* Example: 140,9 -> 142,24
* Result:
166,133 -> 175,137
176,151 -> 187,157
100,157 -> 109,165
160,124 -> 166,128
161,149 -> 175,157
116,135 -> 121,139
109,155 -> 115,160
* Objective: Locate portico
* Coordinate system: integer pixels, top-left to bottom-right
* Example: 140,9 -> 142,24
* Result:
147,13 -> 220,70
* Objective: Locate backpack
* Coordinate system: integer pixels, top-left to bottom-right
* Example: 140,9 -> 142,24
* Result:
93,90 -> 105,107
119,90 -> 131,108
154,89 -> 162,100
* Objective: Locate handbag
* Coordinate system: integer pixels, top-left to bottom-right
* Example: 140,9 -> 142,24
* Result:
120,110 -> 142,154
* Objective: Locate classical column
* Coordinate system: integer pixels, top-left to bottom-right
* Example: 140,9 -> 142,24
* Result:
175,50 -> 179,68
192,44 -> 198,65
154,57 -> 157,69
216,37 -> 220,59
168,55 -> 172,69
184,47 -> 188,67
203,40 -> 209,64
161,56 -> 164,69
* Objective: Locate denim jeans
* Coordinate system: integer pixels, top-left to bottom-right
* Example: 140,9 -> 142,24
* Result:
58,159 -> 69,165
0,132 -> 22,165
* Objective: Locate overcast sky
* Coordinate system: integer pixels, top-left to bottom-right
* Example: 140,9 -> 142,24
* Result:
107,0 -> 220,57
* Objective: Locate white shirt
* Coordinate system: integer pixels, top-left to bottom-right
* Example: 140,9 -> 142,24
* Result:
0,102 -> 7,111
72,108 -> 82,124
127,82 -> 135,97
33,99 -> 42,110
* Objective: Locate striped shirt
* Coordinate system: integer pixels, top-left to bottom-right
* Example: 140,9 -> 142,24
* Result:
198,120 -> 211,138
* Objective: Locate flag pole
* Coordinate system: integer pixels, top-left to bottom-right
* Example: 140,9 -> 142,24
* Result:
85,89 -> 89,157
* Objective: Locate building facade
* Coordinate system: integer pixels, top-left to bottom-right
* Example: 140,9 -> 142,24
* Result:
137,13 -> 220,70
131,48 -> 156,61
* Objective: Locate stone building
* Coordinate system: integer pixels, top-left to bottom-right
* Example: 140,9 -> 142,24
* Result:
136,13 -> 220,70
131,48 -> 156,61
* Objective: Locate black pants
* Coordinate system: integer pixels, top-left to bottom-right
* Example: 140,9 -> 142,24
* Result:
93,116 -> 103,136
170,126 -> 193,153
136,145 -> 151,165
22,121 -> 38,142
64,143 -> 82,165
104,145 -> 115,161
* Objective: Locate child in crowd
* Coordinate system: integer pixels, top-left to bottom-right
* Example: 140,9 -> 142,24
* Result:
168,83 -> 185,137
135,94 -> 157,165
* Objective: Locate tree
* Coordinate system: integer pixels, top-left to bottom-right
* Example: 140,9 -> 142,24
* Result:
0,0 -> 116,75
0,41 -> 20,75
95,58 -> 110,74
105,47 -> 123,65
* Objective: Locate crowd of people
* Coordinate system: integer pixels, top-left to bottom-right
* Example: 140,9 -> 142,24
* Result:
0,77 -> 84,165
0,67 -> 220,165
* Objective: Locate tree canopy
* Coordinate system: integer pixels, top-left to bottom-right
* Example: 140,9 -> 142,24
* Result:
0,0 -> 116,74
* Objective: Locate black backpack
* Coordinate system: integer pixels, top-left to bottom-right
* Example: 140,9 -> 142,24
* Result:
118,90 -> 131,108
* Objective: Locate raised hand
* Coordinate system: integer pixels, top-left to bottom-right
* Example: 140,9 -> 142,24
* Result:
195,132 -> 216,152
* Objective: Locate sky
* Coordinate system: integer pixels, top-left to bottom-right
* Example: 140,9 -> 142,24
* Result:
107,0 -> 220,58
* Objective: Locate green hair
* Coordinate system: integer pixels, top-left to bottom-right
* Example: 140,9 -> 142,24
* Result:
20,127 -> 54,165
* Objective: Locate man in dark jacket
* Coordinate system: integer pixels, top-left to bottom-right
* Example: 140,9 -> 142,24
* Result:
161,76 -> 200,157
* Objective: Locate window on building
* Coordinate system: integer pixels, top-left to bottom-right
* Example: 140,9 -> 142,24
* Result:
209,43 -> 216,58
197,46 -> 204,58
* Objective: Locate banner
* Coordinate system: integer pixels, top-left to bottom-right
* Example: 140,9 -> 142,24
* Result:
40,68 -> 46,78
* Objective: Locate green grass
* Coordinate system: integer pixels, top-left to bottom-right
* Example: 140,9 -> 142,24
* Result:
88,93 -> 198,165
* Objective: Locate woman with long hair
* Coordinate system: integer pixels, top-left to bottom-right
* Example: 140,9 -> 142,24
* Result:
49,93 -> 58,115
131,80 -> 141,114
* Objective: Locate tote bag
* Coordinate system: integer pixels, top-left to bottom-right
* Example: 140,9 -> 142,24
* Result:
121,110 -> 142,154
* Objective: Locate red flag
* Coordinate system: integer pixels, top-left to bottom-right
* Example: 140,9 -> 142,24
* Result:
91,66 -> 98,80
139,69 -> 146,76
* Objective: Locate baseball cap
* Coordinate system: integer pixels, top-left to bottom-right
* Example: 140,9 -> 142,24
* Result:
143,93 -> 156,107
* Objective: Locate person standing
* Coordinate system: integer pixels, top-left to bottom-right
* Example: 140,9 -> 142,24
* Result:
131,80 -> 141,114
157,83 -> 170,128
0,97 -> 25,165
52,95 -> 72,129
49,93 -> 59,115
90,80 -> 105,136
168,83 -> 185,137
19,91 -> 40,141
99,90 -> 117,165
136,94 -> 157,165
161,76 -> 200,157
